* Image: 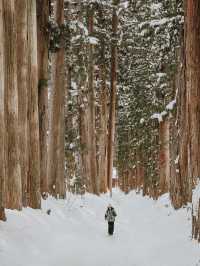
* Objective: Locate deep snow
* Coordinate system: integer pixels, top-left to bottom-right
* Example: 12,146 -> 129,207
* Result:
0,189 -> 200,266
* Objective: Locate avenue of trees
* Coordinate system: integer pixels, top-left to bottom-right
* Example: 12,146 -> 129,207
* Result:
0,0 -> 120,220
0,0 -> 200,241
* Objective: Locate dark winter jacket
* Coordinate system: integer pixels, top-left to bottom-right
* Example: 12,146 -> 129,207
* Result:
105,207 -> 117,222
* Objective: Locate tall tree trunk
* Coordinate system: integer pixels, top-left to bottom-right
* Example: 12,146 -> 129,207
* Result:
79,102 -> 89,190
27,0 -> 41,208
3,0 -> 22,210
99,81 -> 108,193
37,0 -> 49,196
172,0 -> 200,208
16,0 -> 28,207
107,0 -> 119,196
170,44 -> 188,208
0,0 -> 6,221
178,1 -> 200,235
78,78 -> 92,192
170,114 -> 181,208
136,149 -> 144,192
159,119 -> 170,194
98,7 -> 108,193
76,6 -> 91,192
87,6 -> 98,195
48,0 -> 65,198
185,0 -> 200,187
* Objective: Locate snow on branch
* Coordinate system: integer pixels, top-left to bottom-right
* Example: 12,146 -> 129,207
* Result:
151,99 -> 176,123
151,111 -> 167,123
87,36 -> 99,45
166,99 -> 176,111
139,15 -> 183,30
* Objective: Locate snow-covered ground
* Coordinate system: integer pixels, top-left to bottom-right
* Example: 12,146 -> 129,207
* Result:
0,189 -> 200,266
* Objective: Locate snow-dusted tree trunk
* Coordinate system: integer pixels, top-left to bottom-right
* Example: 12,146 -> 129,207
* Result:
185,0 -> 200,185
159,119 -> 170,194
0,0 -> 6,220
192,199 -> 200,242
3,0 -> 22,210
87,6 -> 99,195
79,100 -> 91,190
136,150 -> 144,193
99,80 -> 108,193
48,0 -> 65,198
171,0 -> 200,209
74,6 -> 91,192
27,0 -> 41,208
107,0 -> 119,196
170,46 -> 188,208
16,0 -> 28,207
98,7 -> 108,193
170,114 -> 181,208
78,76 -> 92,191
37,0 -> 49,196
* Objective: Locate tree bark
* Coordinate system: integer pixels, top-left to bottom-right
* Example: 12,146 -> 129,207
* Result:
0,0 -> 6,221
98,7 -> 108,193
170,43 -> 188,208
3,0 -> 22,210
27,0 -> 41,208
136,149 -> 144,192
87,6 -> 99,195
78,78 -> 92,192
37,0 -> 49,196
48,0 -> 65,198
159,119 -> 170,194
76,6 -> 92,192
99,81 -> 108,193
16,0 -> 28,207
186,0 -> 200,182
107,0 -> 119,197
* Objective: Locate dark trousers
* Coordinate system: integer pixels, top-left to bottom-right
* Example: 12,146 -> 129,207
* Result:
108,221 -> 114,235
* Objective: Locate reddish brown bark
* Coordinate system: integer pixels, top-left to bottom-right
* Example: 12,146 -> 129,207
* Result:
107,1 -> 119,197
27,0 -> 41,209
87,7 -> 98,194
16,0 -> 28,207
37,0 -> 49,196
98,7 -> 108,193
186,0 -> 200,181
170,0 -> 200,208
3,0 -> 22,210
159,119 -> 170,194
0,0 -> 6,221
48,0 -> 65,198
79,85 -> 92,192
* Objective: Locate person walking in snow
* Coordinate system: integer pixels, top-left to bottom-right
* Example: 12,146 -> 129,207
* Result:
105,204 -> 117,235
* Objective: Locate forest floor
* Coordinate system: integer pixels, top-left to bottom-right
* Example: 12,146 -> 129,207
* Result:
0,189 -> 200,266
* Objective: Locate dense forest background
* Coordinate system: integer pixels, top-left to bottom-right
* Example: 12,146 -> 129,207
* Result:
1,0 -> 200,242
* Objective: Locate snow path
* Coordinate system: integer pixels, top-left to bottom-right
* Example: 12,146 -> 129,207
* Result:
0,189 -> 200,266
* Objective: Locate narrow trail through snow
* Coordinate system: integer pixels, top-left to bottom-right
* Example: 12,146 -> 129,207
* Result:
0,189 -> 200,266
